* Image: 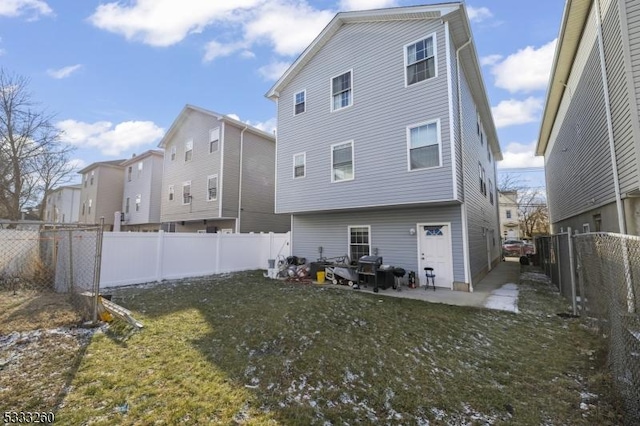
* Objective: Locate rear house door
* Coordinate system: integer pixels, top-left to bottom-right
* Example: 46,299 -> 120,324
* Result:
417,223 -> 453,289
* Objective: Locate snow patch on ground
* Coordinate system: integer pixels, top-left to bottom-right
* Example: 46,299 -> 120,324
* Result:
484,283 -> 519,313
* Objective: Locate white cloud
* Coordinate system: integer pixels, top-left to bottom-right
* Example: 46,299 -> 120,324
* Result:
491,97 -> 543,128
258,60 -> 290,81
0,0 -> 53,19
490,39 -> 557,93
243,2 -> 334,57
89,1 -> 334,62
480,54 -> 502,67
339,0 -> 397,11
47,64 -> 82,79
57,119 -> 165,156
88,0 -> 261,47
498,141 -> 545,169
466,5 -> 493,22
226,114 -> 277,134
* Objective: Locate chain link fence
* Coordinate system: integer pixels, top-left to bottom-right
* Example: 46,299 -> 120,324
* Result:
0,221 -> 103,321
536,231 -> 640,424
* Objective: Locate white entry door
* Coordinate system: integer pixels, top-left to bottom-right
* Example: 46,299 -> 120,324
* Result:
418,224 -> 453,289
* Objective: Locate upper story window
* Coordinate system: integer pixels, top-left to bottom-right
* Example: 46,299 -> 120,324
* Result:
209,128 -> 220,153
331,71 -> 352,111
293,153 -> 305,178
207,175 -> 218,201
135,194 -> 141,212
489,179 -> 494,205
294,90 -> 306,115
506,210 -> 512,219
185,140 -> 193,162
88,199 -> 92,215
405,34 -> 436,86
82,202 -> 85,215
182,181 -> 192,204
84,175 -> 88,188
331,141 -> 354,182
168,185 -> 174,201
170,146 -> 176,161
125,197 -> 130,214
127,166 -> 132,182
90,170 -> 95,185
407,120 -> 440,170
138,161 -> 143,176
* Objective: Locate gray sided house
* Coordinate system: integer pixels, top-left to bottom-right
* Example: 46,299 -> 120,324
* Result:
158,104 -> 290,234
43,184 -> 82,224
537,0 -> 640,235
78,160 -> 126,230
120,150 -> 164,232
267,3 -> 502,291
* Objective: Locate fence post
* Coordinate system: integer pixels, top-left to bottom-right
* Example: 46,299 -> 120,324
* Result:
92,219 -> 105,323
156,230 -> 165,282
575,236 -> 587,315
68,229 -> 74,293
214,232 -> 221,274
567,228 -> 578,315
556,234 -> 562,293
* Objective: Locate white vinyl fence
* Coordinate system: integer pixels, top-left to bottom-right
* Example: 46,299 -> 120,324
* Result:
100,231 -> 291,288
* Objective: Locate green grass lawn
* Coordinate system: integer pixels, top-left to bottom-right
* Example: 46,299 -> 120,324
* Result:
23,269 -> 624,424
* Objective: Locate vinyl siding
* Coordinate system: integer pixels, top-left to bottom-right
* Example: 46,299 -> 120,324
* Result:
122,153 -> 163,227
239,130 -> 290,233
449,29 -> 464,202
545,4 -> 617,226
624,0 -> 640,191
601,0 -> 638,195
275,19 -> 453,214
459,63 -> 500,283
221,124 -> 241,220
160,109 -> 224,223
94,167 -> 125,226
291,205 -> 464,282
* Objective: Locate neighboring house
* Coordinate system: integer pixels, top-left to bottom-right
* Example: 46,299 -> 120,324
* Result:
158,104 -> 290,233
78,160 -> 126,230
43,184 -> 82,223
537,0 -> 640,235
120,150 -> 164,232
498,191 -> 520,240
266,3 -> 502,291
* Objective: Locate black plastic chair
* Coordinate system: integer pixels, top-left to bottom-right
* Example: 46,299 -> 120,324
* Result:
424,267 -> 436,291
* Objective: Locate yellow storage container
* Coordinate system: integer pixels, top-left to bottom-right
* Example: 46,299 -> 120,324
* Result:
316,271 -> 325,284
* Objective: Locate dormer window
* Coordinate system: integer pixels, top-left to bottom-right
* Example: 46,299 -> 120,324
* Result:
405,35 -> 436,86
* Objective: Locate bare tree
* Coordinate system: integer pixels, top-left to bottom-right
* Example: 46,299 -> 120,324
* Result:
0,68 -> 77,220
498,172 -> 550,238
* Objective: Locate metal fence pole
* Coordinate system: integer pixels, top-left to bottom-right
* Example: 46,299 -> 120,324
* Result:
68,228 -> 74,293
567,228 -> 577,315
92,218 -> 105,323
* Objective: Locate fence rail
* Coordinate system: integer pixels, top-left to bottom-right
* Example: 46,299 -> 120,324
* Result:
536,230 -> 640,424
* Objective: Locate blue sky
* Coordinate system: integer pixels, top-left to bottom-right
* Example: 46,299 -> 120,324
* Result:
1,0 -> 564,190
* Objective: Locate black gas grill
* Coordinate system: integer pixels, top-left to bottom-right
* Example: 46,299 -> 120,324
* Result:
357,255 -> 383,292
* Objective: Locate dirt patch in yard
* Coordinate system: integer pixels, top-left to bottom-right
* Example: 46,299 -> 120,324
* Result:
0,290 -> 82,334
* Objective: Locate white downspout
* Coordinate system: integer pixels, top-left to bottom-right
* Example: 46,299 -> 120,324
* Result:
456,38 -> 472,289
595,0 -> 626,234
236,125 -> 248,233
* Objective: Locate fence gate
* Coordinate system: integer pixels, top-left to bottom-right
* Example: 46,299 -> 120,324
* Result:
0,222 -> 103,321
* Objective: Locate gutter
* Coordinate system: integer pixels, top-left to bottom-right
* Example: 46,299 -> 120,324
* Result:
236,125 -> 248,233
456,37 -> 472,289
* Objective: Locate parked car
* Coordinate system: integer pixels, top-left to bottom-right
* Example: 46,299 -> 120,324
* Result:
502,239 -> 535,257
502,239 -> 524,257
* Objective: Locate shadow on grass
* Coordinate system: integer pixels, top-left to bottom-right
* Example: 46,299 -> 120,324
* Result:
54,269 -> 624,425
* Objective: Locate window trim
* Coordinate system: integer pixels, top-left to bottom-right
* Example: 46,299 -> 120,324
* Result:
209,127 -> 220,153
330,69 -> 353,112
404,32 -> 438,88
127,166 -> 132,182
331,140 -> 355,183
348,225 -> 371,261
168,185 -> 174,201
207,174 -> 218,201
184,139 -> 193,162
182,181 -> 192,205
406,119 -> 442,171
294,90 -> 306,116
293,152 -> 306,179
170,146 -> 176,161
